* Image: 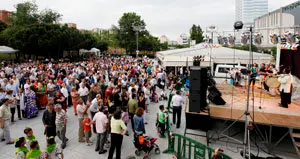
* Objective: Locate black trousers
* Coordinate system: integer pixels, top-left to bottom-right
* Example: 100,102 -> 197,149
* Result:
129,113 -> 135,131
108,133 -> 123,159
10,107 -> 16,122
263,82 -> 269,91
16,104 -> 22,119
249,77 -> 256,86
90,111 -> 97,133
172,106 -> 182,128
158,122 -> 166,136
81,95 -> 88,104
280,90 -> 290,108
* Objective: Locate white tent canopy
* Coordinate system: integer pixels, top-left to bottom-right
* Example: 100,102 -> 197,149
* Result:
0,46 -> 18,54
90,48 -> 100,53
79,48 -> 101,57
157,45 -> 273,68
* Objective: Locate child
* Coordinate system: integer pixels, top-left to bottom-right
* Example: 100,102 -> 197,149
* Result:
157,105 -> 168,138
24,127 -> 37,150
44,136 -> 64,159
82,113 -> 92,146
122,107 -> 130,136
26,140 -> 43,159
15,137 -> 29,159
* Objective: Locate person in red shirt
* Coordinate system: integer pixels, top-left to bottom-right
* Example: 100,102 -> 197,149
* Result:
82,113 -> 92,146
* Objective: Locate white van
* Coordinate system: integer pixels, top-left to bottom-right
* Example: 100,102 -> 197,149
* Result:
214,64 -> 248,78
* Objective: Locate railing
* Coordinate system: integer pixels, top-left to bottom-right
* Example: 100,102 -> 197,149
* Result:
163,132 -> 232,159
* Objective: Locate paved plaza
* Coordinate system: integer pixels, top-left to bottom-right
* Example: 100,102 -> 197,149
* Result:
0,92 -> 182,159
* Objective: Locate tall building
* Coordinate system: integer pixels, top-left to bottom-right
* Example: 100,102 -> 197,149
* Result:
159,35 -> 169,43
0,10 -> 12,24
178,33 -> 189,45
235,0 -> 268,25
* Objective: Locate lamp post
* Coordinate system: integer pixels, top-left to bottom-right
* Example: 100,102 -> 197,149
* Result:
133,24 -> 145,58
206,25 -> 217,75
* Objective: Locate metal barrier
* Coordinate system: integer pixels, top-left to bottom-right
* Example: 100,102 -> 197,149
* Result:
163,132 -> 232,159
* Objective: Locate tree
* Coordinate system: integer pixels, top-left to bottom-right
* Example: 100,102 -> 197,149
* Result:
7,1 -> 39,26
190,24 -> 204,44
39,9 -> 62,24
0,21 -> 7,33
117,12 -> 147,53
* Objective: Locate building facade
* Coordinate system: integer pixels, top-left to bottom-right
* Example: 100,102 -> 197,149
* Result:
235,0 -> 268,25
159,35 -> 169,43
0,10 -> 12,24
254,1 -> 300,47
178,33 -> 189,45
60,23 -> 77,29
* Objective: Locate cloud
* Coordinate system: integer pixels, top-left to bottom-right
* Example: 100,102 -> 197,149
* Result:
1,0 -> 298,40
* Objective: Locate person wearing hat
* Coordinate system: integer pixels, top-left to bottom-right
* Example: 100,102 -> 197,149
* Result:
0,98 -> 14,144
171,91 -> 184,129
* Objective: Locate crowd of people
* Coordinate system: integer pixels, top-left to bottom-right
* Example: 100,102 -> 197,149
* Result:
0,56 -> 187,159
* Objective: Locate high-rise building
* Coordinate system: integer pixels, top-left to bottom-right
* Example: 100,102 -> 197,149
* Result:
235,0 -> 268,25
159,35 -> 169,43
0,10 -> 12,24
178,33 -> 189,45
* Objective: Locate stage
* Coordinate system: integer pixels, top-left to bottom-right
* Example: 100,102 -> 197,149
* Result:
209,84 -> 300,129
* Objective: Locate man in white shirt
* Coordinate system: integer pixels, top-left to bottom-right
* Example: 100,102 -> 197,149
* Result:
90,94 -> 101,133
78,83 -> 89,104
5,80 -> 18,96
24,79 -> 31,94
171,91 -> 185,128
93,106 -> 108,154
278,68 -> 292,108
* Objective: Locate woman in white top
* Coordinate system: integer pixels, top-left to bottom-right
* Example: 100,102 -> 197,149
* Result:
108,110 -> 127,159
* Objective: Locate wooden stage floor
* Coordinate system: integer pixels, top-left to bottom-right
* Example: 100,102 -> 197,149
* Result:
209,84 -> 300,129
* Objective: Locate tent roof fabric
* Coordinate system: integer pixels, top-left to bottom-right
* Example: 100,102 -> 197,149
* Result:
0,46 -> 18,54
157,45 -> 273,67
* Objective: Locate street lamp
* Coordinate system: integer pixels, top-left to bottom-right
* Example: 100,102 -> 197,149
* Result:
133,24 -> 145,58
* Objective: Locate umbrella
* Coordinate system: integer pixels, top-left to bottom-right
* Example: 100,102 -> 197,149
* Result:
0,46 -> 18,54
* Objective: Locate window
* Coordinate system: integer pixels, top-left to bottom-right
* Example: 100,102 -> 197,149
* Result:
218,67 -> 229,73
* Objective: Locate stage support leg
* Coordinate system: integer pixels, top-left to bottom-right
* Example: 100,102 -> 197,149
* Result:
275,130 -> 289,146
267,125 -> 273,153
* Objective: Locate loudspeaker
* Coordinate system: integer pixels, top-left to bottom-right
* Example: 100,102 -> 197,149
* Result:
208,86 -> 226,105
208,95 -> 226,105
190,69 -> 201,90
189,68 -> 208,112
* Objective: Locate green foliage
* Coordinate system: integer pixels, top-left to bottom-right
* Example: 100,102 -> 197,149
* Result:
115,12 -> 164,53
7,1 -> 39,26
190,24 -> 204,44
116,12 -> 147,53
0,21 -> 7,33
169,44 -> 190,49
161,42 -> 169,51
2,2 -> 164,60
39,9 -> 62,24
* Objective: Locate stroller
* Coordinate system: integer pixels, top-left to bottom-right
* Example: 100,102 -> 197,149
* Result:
150,91 -> 158,103
159,91 -> 168,101
133,132 -> 160,159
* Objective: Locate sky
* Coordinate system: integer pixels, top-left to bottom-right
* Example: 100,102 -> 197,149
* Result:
1,0 -> 299,40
